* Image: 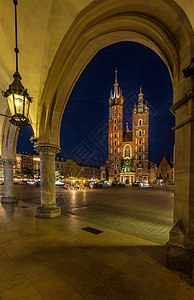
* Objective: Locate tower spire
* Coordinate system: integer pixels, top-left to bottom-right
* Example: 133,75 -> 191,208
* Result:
113,67 -> 119,98
115,67 -> 118,84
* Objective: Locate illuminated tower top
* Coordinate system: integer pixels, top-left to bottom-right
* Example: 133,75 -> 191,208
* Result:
109,68 -> 124,106
133,87 -> 149,114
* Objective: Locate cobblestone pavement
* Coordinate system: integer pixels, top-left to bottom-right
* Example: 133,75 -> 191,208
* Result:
0,185 -> 174,245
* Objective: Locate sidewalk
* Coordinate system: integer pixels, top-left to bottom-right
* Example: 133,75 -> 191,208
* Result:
0,201 -> 193,299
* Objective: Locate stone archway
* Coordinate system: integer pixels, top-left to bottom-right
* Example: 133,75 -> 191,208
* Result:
33,0 -> 193,276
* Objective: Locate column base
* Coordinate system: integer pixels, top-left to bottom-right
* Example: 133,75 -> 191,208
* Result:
167,242 -> 194,278
1,196 -> 17,204
36,205 -> 61,219
167,220 -> 194,279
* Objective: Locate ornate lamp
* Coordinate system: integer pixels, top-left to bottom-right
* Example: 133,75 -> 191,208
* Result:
2,0 -> 32,128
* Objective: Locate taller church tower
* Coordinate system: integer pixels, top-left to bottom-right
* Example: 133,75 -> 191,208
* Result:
132,88 -> 149,182
107,69 -> 124,183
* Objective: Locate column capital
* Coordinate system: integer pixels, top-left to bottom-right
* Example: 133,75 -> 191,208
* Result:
34,144 -> 60,156
0,159 -> 16,166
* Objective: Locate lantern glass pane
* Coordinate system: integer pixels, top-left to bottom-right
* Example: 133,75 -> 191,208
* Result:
14,94 -> 24,115
7,94 -> 15,116
24,97 -> 30,119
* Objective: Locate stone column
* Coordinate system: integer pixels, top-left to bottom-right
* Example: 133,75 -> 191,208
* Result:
35,145 -> 61,218
1,159 -> 17,203
167,92 -> 194,278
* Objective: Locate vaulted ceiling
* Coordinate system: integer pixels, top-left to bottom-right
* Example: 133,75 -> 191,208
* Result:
0,0 -> 193,153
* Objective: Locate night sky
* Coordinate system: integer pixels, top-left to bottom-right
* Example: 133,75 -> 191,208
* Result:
17,41 -> 174,166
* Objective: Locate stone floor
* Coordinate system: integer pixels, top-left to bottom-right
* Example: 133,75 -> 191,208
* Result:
0,200 -> 194,299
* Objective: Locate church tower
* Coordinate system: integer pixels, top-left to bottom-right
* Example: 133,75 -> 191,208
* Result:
107,69 -> 124,183
132,88 -> 149,182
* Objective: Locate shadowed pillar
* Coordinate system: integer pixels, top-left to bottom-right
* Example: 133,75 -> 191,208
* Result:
1,159 -> 17,203
34,145 -> 61,218
167,91 -> 194,278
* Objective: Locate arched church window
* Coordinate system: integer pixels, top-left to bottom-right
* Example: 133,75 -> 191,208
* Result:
139,138 -> 142,144
114,125 -> 117,131
114,133 -> 116,138
114,148 -> 117,154
139,119 -> 143,126
115,170 -> 117,175
123,145 -> 131,158
115,141 -> 117,146
139,130 -> 142,137
114,157 -> 117,162
114,118 -> 117,124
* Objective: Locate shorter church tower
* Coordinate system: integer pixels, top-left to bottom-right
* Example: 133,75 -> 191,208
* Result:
107,69 -> 124,183
132,88 -> 149,182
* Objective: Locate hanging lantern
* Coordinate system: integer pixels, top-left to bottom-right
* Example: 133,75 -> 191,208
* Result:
2,0 -> 32,128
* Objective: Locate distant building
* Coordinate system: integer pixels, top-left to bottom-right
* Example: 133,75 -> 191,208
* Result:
14,152 -> 39,178
79,164 -> 100,180
100,165 -> 108,181
11,153 -> 100,180
157,154 -> 173,183
107,69 -> 152,184
148,161 -> 157,183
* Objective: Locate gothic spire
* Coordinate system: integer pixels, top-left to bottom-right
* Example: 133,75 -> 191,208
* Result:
113,67 -> 119,98
115,68 -> 118,84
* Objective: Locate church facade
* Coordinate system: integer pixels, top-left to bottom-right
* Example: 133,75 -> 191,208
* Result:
107,69 -> 149,184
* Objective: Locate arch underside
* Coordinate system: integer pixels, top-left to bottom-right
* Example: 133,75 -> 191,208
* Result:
37,0 -> 193,147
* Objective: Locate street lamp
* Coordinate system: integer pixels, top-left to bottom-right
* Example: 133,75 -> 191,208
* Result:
1,0 -> 32,128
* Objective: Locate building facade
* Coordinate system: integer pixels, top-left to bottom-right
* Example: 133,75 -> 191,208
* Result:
107,70 -> 150,184
157,155 -> 173,183
9,153 -> 100,180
